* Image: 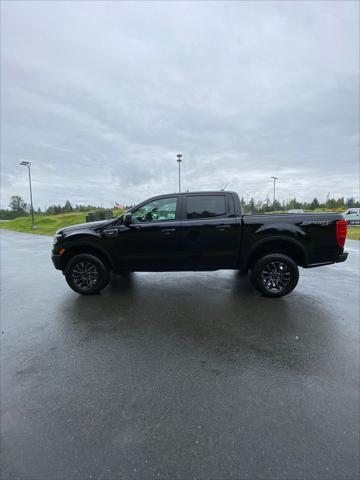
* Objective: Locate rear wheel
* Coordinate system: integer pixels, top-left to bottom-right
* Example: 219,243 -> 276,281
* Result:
250,253 -> 299,297
65,254 -> 110,295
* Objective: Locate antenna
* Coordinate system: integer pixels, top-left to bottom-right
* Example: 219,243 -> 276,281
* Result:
220,181 -> 229,191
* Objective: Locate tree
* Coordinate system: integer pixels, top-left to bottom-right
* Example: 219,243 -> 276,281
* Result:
346,197 -> 356,208
46,204 -> 63,215
310,197 -> 320,210
9,195 -> 28,216
325,197 -> 337,209
46,205 -> 56,215
335,197 -> 344,208
264,195 -> 271,212
273,199 -> 282,211
63,200 -> 73,212
288,198 -> 301,210
249,197 -> 255,213
0,209 -> 15,220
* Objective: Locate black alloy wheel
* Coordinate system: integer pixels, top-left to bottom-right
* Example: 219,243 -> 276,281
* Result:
260,261 -> 291,293
250,253 -> 299,297
72,261 -> 100,290
65,253 -> 110,295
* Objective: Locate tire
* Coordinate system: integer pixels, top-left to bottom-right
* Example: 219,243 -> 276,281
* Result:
65,254 -> 110,295
250,253 -> 299,298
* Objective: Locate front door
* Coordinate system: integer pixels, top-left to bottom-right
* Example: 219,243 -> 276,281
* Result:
116,196 -> 183,270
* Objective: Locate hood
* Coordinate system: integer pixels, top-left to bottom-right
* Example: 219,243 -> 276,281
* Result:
57,218 -> 115,235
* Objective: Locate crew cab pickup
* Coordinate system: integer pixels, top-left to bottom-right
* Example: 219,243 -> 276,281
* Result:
52,191 -> 348,297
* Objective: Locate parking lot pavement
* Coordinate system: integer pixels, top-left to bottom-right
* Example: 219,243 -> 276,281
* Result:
1,230 -> 359,480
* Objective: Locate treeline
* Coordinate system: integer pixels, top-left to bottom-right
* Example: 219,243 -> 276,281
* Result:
1,194 -> 359,220
0,196 -> 130,220
241,196 -> 359,214
44,201 -> 104,215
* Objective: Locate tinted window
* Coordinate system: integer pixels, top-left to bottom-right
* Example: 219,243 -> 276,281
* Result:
132,197 -> 177,223
186,195 -> 226,219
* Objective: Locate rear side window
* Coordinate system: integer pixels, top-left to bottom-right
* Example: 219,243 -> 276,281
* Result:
186,195 -> 226,219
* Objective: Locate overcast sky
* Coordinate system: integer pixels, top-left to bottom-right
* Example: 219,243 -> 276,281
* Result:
1,1 -> 359,208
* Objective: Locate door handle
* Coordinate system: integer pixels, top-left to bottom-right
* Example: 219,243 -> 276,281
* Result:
161,228 -> 176,235
216,225 -> 231,231
103,228 -> 118,238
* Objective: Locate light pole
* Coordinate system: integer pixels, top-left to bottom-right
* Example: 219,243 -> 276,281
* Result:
19,161 -> 35,228
270,176 -> 278,209
177,153 -> 182,192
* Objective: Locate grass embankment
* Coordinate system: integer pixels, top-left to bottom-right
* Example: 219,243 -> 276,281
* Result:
0,210 -> 123,236
347,226 -> 360,240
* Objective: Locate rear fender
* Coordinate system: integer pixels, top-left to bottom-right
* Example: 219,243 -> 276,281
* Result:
244,235 -> 309,269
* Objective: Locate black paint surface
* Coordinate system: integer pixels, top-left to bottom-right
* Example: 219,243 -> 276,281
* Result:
1,230 -> 359,479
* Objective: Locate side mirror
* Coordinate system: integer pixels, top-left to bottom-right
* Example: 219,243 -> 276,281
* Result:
123,212 -> 132,226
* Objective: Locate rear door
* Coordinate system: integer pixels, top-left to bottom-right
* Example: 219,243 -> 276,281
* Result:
180,193 -> 240,269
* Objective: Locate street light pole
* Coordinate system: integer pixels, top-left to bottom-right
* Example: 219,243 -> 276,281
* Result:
270,176 -> 278,209
19,161 -> 35,228
177,153 -> 182,192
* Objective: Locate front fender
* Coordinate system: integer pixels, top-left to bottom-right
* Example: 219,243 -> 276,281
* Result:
59,232 -> 114,269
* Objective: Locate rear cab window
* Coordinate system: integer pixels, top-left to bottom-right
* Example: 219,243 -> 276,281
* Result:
185,195 -> 227,219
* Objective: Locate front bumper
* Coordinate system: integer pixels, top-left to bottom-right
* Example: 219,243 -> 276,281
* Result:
52,254 -> 63,270
336,251 -> 348,263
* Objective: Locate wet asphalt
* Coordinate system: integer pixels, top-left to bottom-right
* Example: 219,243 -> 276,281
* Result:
0,230 -> 359,480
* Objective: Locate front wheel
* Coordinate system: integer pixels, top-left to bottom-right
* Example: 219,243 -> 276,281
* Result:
250,253 -> 299,297
65,254 -> 110,295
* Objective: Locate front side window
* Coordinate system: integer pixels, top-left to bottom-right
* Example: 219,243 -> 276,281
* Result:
132,197 -> 178,223
186,195 -> 226,219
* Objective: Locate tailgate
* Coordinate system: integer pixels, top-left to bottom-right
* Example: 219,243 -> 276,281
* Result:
299,214 -> 346,265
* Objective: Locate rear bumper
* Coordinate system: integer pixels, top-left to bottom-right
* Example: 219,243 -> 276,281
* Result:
304,251 -> 348,268
335,251 -> 348,263
52,254 -> 63,270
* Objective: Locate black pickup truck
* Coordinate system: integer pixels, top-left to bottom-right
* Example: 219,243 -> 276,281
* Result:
52,191 -> 348,297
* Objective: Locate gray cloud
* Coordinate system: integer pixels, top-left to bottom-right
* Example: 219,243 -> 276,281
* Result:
1,0 -> 359,208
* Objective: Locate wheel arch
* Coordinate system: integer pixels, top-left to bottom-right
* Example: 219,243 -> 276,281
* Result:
61,244 -> 113,272
244,237 -> 308,270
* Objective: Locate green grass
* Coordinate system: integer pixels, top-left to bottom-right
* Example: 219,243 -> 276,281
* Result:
0,211 -> 123,236
347,226 -> 360,240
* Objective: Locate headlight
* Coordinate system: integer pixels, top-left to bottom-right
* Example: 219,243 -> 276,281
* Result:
53,233 -> 63,244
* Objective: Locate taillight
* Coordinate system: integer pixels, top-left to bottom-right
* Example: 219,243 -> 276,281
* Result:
336,219 -> 347,248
